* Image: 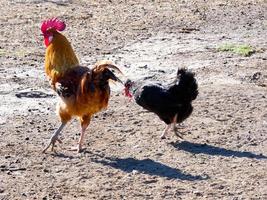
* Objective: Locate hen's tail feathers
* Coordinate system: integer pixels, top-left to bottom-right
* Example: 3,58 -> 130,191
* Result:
171,68 -> 198,102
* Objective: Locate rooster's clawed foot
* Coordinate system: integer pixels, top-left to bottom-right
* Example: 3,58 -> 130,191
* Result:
42,135 -> 62,153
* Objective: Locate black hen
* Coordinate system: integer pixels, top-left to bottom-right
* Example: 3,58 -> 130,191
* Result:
124,68 -> 198,139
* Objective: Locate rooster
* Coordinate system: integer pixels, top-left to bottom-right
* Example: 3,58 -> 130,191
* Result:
41,17 -> 79,90
41,18 -> 123,153
124,68 -> 198,139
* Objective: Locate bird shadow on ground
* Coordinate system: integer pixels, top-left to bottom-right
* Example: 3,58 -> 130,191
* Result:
89,152 -> 209,181
171,141 -> 267,159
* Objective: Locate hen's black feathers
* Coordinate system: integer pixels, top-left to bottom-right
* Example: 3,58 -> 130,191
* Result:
168,68 -> 198,102
133,68 -> 198,125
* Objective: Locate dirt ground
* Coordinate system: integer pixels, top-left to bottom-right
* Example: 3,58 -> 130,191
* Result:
0,0 -> 267,199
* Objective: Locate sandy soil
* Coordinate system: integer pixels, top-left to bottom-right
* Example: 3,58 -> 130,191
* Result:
0,0 -> 266,199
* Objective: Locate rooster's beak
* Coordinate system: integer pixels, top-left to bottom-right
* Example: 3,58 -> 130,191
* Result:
116,77 -> 123,85
108,70 -> 123,85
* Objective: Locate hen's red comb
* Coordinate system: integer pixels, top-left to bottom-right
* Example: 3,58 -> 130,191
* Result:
41,18 -> 66,34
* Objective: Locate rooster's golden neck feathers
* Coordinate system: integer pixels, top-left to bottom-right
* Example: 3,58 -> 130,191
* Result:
42,18 -> 79,82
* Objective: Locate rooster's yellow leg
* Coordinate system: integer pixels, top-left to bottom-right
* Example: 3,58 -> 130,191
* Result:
76,125 -> 87,153
42,122 -> 66,153
76,115 -> 91,153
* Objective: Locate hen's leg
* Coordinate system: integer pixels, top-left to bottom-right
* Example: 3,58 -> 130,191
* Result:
42,123 -> 66,153
172,114 -> 178,133
160,124 -> 172,139
172,114 -> 184,139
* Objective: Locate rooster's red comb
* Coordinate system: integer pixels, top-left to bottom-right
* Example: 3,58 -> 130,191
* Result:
41,18 -> 66,34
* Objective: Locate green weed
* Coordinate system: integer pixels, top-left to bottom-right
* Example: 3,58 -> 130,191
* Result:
217,43 -> 255,56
